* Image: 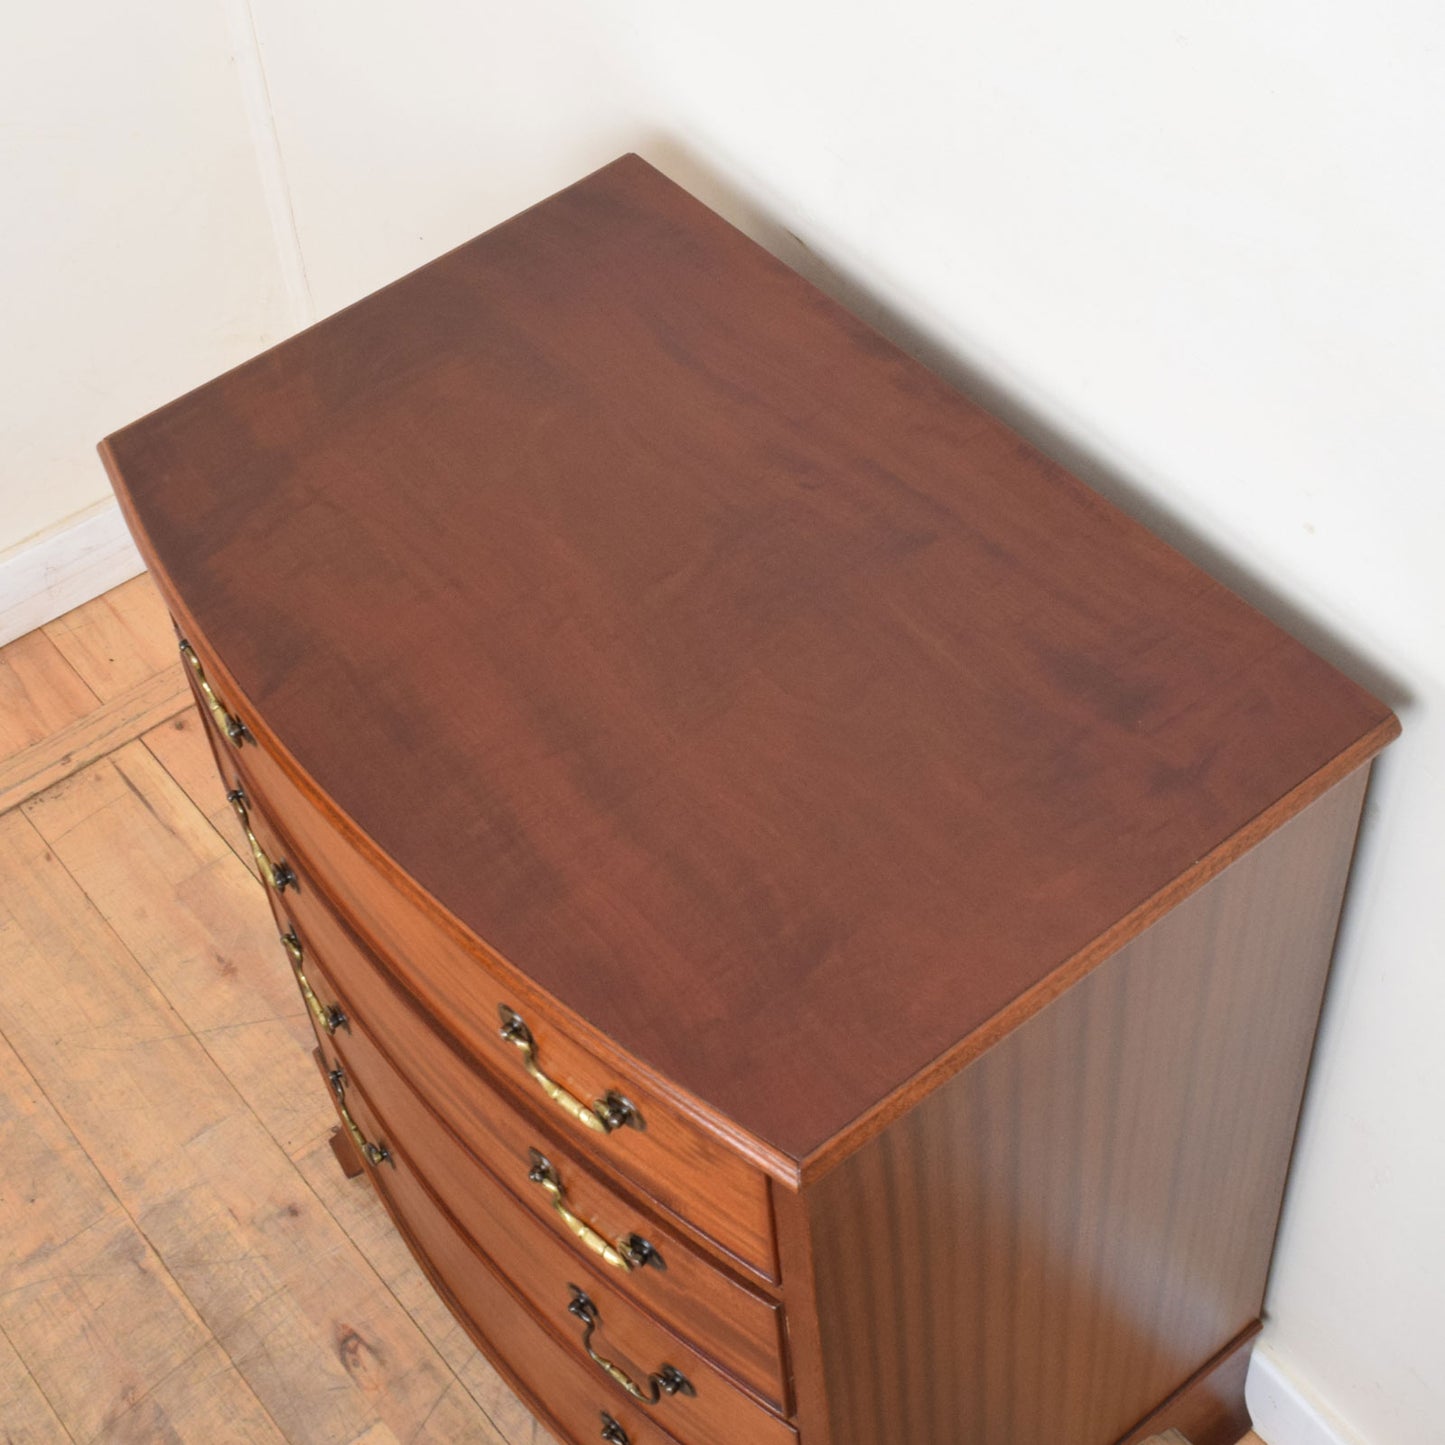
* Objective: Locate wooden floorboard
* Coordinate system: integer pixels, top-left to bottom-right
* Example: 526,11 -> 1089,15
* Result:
42,572 -> 178,702
0,580 -> 535,1444
0,1321 -> 77,1445
0,1017 -> 286,1444
0,576 -> 1260,1445
0,665 -> 191,814
0,628 -> 99,757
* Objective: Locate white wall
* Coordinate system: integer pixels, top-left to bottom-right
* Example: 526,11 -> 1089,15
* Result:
6,3 -> 1442,1440
0,0 -> 292,563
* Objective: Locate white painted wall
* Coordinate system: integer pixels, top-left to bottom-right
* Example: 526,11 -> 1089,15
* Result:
5,2 -> 1441,1440
0,0 -> 291,565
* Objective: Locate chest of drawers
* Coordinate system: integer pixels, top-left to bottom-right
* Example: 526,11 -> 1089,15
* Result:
101,154 -> 1397,1445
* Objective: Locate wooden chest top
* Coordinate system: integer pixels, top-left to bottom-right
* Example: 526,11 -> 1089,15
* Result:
101,154 -> 1396,1166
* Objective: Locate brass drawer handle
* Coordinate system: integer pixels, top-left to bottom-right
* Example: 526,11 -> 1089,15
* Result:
528,1150 -> 663,1274
566,1286 -> 694,1406
282,931 -> 348,1035
498,1006 -> 643,1136
328,1065 -> 392,1169
180,640 -> 252,746
599,1414 -> 630,1444
226,787 -> 296,894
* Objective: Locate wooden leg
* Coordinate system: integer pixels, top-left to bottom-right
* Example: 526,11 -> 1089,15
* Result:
328,1124 -> 366,1180
1116,1327 -> 1256,1445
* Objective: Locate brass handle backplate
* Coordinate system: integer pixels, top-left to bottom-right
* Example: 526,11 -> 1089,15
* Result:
498,1006 -> 642,1136
527,1150 -> 662,1274
282,931 -> 348,1035
567,1286 -> 693,1406
180,640 -> 251,746
328,1065 -> 392,1169
599,1413 -> 631,1444
227,787 -> 296,894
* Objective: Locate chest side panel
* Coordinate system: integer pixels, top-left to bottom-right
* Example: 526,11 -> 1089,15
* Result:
799,768 -> 1370,1445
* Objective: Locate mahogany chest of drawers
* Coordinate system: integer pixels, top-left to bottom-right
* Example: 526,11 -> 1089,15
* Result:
101,154 -> 1398,1445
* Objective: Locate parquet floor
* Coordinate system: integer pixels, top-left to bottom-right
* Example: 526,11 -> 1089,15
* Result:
0,575 -> 1269,1445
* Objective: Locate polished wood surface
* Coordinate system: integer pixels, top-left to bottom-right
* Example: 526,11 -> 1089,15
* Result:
790,771 -> 1370,1445
228,676 -> 780,1272
321,1042 -> 796,1445
101,153 -> 1397,1165
270,889 -> 789,1407
191,643 -> 795,1435
327,1046 -> 768,1445
198,675 -> 779,1277
1118,1330 -> 1255,1445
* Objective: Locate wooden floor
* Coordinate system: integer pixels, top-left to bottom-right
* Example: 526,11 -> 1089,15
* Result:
0,574 -> 555,1442
0,575 -> 1269,1445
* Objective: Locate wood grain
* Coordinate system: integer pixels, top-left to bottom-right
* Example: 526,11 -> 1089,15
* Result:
92,150 -> 1400,1445
0,626 -> 97,756
0,572 -> 188,812
330,1049 -> 737,1445
0,663 -> 190,813
0,923 -> 285,1445
287,903 -> 789,1408
103,153 -> 1397,1165
4,760 -> 514,1444
0,1323 -> 75,1445
325,1042 -> 796,1445
205,702 -> 780,1278
136,687 -> 554,1445
1118,1328 -> 1255,1445
142,707 -> 252,863
788,771 -> 1369,1445
42,571 -> 176,701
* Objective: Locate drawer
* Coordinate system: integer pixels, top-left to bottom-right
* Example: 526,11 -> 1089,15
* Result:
315,1041 -> 798,1445
308,1062 -> 687,1445
184,630 -> 779,1281
269,869 -> 788,1408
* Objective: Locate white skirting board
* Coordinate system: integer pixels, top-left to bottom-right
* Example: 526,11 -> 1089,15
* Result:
1248,1344 -> 1368,1445
0,500 -> 145,647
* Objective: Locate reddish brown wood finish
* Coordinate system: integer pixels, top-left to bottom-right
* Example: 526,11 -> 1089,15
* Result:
321,1042 -> 797,1445
326,1124 -> 365,1180
102,153 -> 1396,1168
786,771 -> 1370,1445
1115,1328 -> 1256,1445
279,884 -> 789,1408
217,726 -> 779,1291
309,1055 -> 691,1445
192,645 -> 778,1278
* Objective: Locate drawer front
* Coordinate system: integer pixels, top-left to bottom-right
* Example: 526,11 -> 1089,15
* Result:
309,1063 -> 688,1445
184,633 -> 778,1281
269,874 -> 788,1408
316,1041 -> 798,1445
